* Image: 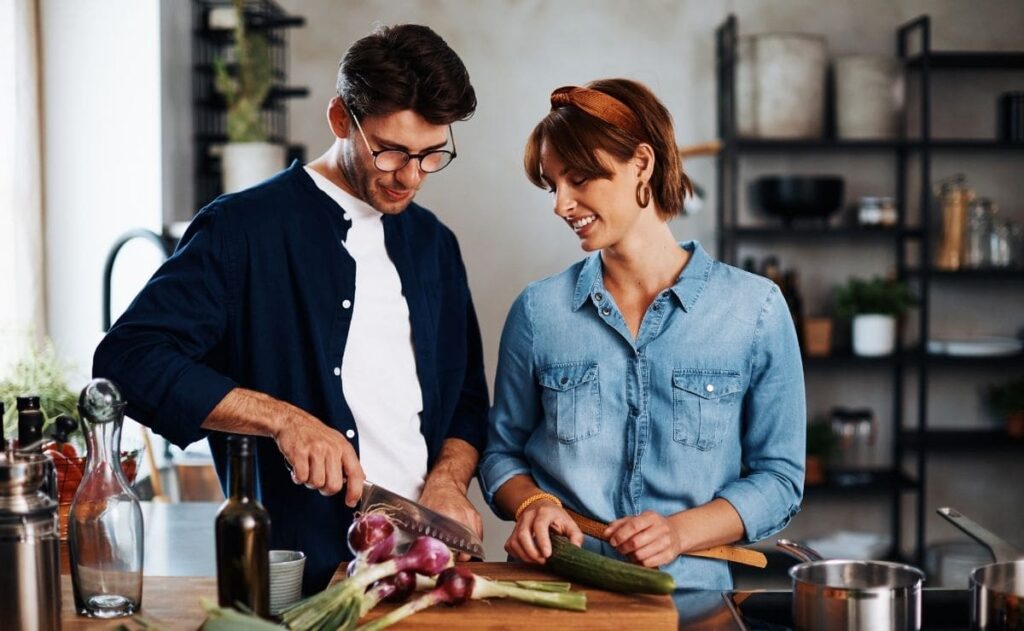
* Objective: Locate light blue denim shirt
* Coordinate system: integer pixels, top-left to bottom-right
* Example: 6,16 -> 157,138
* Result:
480,241 -> 805,589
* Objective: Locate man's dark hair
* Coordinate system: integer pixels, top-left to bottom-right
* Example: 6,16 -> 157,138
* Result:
337,24 -> 476,125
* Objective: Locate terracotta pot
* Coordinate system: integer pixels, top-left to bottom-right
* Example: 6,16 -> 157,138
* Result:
805,455 -> 826,486
1007,411 -> 1024,439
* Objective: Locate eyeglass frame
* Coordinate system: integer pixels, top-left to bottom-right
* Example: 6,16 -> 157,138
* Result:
346,105 -> 458,174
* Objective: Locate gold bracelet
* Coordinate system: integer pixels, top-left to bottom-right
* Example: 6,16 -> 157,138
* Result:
514,492 -> 563,521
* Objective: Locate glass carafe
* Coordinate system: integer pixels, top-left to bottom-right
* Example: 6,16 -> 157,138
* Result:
964,198 -> 996,268
69,379 -> 144,618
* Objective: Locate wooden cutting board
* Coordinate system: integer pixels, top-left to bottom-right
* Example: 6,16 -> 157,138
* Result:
59,563 -> 677,630
356,562 -> 677,630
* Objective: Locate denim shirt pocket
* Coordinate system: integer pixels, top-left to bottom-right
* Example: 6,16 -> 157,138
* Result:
538,362 -> 601,444
671,369 -> 742,451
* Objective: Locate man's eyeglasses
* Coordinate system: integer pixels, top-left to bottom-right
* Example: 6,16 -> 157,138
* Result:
348,108 -> 457,174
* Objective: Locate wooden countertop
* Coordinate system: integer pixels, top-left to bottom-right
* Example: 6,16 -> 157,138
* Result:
60,562 -> 677,629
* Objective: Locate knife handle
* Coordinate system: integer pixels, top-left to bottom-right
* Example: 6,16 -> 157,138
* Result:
564,508 -> 768,569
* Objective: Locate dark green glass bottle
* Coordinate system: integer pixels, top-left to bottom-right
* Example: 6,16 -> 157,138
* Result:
215,435 -> 270,617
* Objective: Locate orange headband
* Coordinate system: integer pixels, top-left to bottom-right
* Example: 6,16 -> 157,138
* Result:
550,86 -> 647,141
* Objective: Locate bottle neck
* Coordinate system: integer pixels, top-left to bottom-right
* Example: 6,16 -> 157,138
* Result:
229,445 -> 255,501
84,417 -> 121,466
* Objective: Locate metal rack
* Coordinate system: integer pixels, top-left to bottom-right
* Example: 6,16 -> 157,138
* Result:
191,0 -> 309,209
714,13 -> 1024,566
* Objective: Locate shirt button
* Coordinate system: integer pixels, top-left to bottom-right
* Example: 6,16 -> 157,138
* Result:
594,292 -> 604,302
601,307 -> 611,316
629,406 -> 639,416
661,291 -> 671,299
342,299 -> 352,309
559,376 -> 568,385
333,367 -> 341,376
706,383 -> 715,393
343,212 -> 351,221
345,429 -> 356,439
652,303 -> 661,311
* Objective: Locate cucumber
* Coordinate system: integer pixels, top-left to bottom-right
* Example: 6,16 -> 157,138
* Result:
544,535 -> 676,595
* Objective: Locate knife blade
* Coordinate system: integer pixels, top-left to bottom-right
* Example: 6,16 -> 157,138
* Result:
360,481 -> 486,560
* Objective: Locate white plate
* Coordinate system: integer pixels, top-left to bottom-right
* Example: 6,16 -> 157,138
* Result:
928,337 -> 1023,356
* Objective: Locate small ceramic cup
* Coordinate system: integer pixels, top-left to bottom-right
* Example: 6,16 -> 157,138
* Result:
269,550 -> 306,614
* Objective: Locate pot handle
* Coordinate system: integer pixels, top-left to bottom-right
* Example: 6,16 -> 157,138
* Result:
936,507 -> 1022,563
776,539 -> 824,562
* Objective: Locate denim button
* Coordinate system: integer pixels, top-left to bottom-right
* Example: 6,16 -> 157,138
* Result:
560,376 -> 568,385
601,307 -> 611,316
661,291 -> 670,299
629,406 -> 639,416
652,303 -> 661,311
706,383 -> 715,393
594,292 -> 604,302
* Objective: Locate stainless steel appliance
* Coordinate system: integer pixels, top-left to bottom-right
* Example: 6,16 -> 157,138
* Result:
0,451 -> 62,630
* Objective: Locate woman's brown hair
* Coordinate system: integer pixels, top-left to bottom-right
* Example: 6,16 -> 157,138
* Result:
524,78 -> 692,220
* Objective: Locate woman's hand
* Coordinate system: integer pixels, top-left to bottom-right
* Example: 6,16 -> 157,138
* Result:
505,501 -> 584,565
605,510 -> 682,568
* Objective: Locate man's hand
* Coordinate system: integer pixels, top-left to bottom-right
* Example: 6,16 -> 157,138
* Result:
419,439 -> 482,560
605,510 -> 682,568
203,388 -> 365,506
274,413 -> 365,506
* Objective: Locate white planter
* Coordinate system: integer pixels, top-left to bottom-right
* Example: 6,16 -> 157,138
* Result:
852,314 -> 897,356
835,55 -> 904,140
221,142 -> 286,194
735,34 -> 828,139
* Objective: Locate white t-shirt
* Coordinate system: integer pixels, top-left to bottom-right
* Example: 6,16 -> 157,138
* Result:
304,166 -> 428,500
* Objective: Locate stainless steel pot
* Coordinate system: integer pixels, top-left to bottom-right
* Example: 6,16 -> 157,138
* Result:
778,539 -> 924,631
937,507 -> 1024,631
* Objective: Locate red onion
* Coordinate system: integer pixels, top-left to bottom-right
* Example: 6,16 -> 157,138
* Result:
382,570 -> 416,603
348,513 -> 396,557
434,567 -> 474,606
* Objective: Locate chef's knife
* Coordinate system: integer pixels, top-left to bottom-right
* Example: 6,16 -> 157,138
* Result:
360,481 -> 486,560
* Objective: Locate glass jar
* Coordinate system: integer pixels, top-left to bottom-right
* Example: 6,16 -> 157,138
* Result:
69,379 -> 143,618
964,198 -> 996,269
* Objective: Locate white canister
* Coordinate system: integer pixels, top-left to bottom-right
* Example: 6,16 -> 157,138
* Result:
852,314 -> 897,356
221,142 -> 286,194
834,55 -> 904,140
736,34 -> 828,139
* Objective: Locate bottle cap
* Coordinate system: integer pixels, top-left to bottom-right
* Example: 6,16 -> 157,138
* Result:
17,396 -> 41,410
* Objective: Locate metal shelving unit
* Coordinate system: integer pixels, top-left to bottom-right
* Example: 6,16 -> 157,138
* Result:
191,0 -> 309,209
714,13 -> 1024,566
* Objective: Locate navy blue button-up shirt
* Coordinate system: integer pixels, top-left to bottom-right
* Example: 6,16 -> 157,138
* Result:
94,162 -> 489,592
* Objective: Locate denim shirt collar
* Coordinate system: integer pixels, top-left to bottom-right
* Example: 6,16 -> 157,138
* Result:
571,240 -> 713,313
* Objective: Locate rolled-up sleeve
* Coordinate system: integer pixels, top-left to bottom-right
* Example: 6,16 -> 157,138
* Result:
716,284 -> 806,543
93,205 -> 238,449
479,289 -> 539,515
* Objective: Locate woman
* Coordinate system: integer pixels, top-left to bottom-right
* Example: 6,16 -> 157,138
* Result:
479,79 -> 805,589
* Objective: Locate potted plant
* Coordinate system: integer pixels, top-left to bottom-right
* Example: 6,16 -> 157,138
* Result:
835,276 -> 916,356
989,376 -> 1024,439
806,417 -> 837,485
212,0 -> 283,193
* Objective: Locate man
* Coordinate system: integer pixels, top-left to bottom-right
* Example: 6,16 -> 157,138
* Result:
93,24 -> 488,592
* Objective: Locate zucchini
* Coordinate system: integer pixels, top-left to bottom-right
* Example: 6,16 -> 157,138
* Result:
544,535 -> 676,594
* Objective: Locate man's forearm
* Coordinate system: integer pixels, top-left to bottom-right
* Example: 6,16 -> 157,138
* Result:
424,438 -> 479,492
201,387 -> 288,438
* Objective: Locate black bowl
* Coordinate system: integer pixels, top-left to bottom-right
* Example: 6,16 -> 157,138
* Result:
754,176 -> 845,225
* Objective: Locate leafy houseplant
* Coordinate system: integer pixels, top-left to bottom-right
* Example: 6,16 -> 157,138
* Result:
835,277 -> 915,356
212,0 -> 274,143
835,277 -> 916,318
989,377 -> 1024,439
211,0 -> 284,193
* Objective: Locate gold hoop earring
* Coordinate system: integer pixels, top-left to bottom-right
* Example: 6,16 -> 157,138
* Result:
635,181 -> 651,208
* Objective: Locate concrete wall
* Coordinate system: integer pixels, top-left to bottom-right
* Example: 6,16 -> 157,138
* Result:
277,0 -> 1024,563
